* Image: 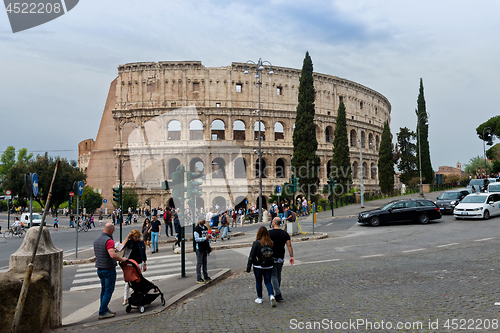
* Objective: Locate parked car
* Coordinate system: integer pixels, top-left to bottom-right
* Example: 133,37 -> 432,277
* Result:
20,213 -> 45,226
358,199 -> 442,227
453,193 -> 500,220
487,183 -> 500,193
468,178 -> 498,193
435,189 -> 471,213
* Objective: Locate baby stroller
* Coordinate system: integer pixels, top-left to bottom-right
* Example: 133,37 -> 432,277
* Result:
120,259 -> 165,313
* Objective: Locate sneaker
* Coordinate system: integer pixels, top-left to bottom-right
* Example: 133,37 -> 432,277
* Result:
107,309 -> 116,315
204,276 -> 212,282
227,238 -> 230,240
99,312 -> 115,320
270,295 -> 277,307
255,297 -> 263,304
275,293 -> 283,302
196,279 -> 206,284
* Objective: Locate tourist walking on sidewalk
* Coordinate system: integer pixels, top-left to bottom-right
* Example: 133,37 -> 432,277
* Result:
246,226 -> 277,307
220,211 -> 230,240
142,218 -> 152,251
194,218 -> 212,284
269,217 -> 294,302
122,229 -> 147,306
93,223 -> 126,320
149,215 -> 161,253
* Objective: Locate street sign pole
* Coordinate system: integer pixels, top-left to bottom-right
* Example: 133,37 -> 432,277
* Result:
7,199 -> 11,230
76,194 -> 79,258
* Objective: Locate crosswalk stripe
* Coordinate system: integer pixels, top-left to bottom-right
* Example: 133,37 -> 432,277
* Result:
74,261 -> 193,278
73,265 -> 196,284
69,268 -> 196,291
73,256 -> 183,273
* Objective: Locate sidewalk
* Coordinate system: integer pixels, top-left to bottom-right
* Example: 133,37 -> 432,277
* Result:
59,228 -> 327,330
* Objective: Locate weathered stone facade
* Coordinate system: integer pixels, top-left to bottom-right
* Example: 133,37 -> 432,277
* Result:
79,61 -> 391,211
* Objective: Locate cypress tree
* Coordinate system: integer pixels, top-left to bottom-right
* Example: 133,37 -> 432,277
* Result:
397,127 -> 417,185
330,101 -> 352,195
292,52 -> 321,200
378,121 -> 395,194
416,78 -> 434,183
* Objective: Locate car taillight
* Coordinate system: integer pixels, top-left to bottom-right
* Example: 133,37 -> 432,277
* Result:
435,207 -> 440,212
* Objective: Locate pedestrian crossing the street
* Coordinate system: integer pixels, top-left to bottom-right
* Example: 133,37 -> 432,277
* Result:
69,254 -> 196,292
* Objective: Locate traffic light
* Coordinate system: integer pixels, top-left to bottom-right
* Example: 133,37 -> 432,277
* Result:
171,165 -> 185,199
145,198 -> 151,206
113,186 -> 122,203
187,172 -> 202,198
291,174 -> 300,193
161,180 -> 170,190
284,182 -> 293,195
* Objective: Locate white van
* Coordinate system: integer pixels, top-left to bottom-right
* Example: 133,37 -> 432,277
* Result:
21,213 -> 44,226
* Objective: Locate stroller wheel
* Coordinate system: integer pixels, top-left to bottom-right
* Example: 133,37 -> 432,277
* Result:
161,297 -> 165,306
126,305 -> 132,313
139,306 -> 145,314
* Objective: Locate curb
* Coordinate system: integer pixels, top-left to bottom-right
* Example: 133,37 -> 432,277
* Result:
78,268 -> 232,328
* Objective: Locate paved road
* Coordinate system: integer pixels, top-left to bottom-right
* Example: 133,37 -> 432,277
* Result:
64,214 -> 500,332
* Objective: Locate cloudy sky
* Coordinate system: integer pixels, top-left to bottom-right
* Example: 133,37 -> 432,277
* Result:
1,0 -> 498,171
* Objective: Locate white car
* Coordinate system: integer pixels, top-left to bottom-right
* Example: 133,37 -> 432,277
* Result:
488,183 -> 500,193
21,213 -> 44,226
453,193 -> 500,220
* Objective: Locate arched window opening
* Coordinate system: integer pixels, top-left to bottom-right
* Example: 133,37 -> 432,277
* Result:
274,122 -> 284,141
190,120 -> 204,140
211,119 -> 225,140
233,120 -> 246,140
255,158 -> 267,178
212,158 -> 226,179
168,120 -> 181,140
276,158 -> 285,178
254,121 -> 265,141
234,157 -> 247,178
352,161 -> 358,179
350,130 -> 357,147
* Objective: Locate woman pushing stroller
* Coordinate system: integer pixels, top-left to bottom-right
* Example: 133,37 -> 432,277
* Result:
122,229 -> 147,306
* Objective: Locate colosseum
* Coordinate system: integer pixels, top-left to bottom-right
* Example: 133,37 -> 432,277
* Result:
78,60 -> 391,212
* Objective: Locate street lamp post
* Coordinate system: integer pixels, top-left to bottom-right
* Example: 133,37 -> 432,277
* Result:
358,129 -> 364,208
244,59 -> 274,223
482,127 -> 492,176
416,111 -> 430,197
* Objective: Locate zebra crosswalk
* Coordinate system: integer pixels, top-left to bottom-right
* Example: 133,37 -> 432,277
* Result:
69,254 -> 196,291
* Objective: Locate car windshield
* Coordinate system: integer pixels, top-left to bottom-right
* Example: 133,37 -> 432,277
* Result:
32,213 -> 42,220
438,192 -> 460,200
489,184 -> 500,192
469,179 -> 485,186
461,195 -> 487,203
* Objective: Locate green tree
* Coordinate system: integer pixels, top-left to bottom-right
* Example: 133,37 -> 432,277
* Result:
486,143 -> 500,161
3,154 -> 85,209
330,101 -> 352,195
476,115 -> 500,145
81,186 -> 103,213
122,187 -> 139,212
0,146 -> 16,183
17,148 -> 33,165
378,121 -> 395,194
415,78 -> 433,183
464,155 -> 491,176
397,127 -> 417,185
292,51 -> 321,201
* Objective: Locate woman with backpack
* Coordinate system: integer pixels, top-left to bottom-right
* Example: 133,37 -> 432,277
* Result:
246,226 -> 276,307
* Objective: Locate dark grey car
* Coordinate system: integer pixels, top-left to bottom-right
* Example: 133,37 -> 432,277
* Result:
435,189 -> 471,214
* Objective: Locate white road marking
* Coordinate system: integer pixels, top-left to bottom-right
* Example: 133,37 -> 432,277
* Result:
494,302 -> 500,306
474,238 -> 494,242
326,222 -> 333,226
69,269 -> 195,291
361,254 -> 384,258
293,258 -> 339,266
74,261 -> 193,278
403,248 -> 426,253
437,243 -> 459,248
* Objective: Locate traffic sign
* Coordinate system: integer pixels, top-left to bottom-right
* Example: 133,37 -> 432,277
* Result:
5,190 -> 11,195
78,181 -> 84,196
69,192 -> 74,197
32,173 -> 38,196
245,200 -> 248,204
276,185 -> 282,194
5,195 -> 11,200
103,199 -> 107,203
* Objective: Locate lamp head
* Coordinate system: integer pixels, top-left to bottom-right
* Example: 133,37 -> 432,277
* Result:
269,67 -> 274,75
244,66 -> 249,74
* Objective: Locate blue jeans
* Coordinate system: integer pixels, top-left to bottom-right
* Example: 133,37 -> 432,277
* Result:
279,213 -> 284,221
253,267 -> 274,298
97,268 -> 116,315
151,231 -> 159,251
221,226 -> 229,239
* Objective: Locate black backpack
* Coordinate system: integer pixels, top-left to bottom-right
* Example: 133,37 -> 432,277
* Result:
260,242 -> 274,267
